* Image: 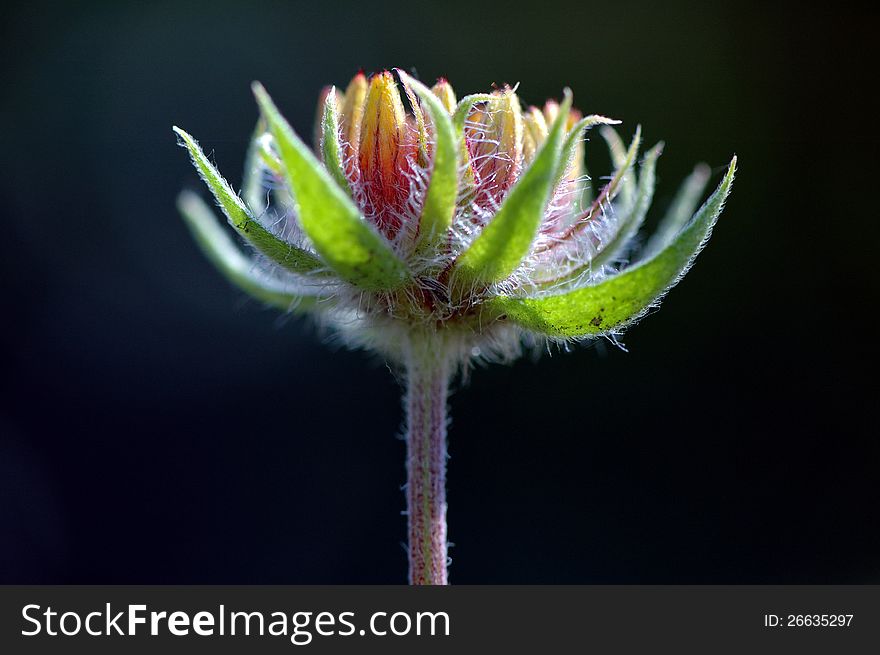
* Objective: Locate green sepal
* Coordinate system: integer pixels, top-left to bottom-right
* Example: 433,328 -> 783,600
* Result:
600,126 -> 639,209
557,115 -> 619,189
173,126 -> 324,274
538,125 -> 641,251
490,157 -> 736,337
589,141 -> 663,268
243,119 -> 269,215
319,86 -> 352,195
640,162 -> 711,261
534,142 -> 662,286
252,83 -> 410,291
604,125 -> 641,205
398,71 -> 459,250
177,191 -> 318,312
452,93 -> 494,132
452,90 -> 573,287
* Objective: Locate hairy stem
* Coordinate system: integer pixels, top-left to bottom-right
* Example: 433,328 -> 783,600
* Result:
404,332 -> 451,585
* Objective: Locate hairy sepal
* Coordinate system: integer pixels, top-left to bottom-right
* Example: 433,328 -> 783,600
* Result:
174,126 -> 324,274
557,115 -> 619,188
177,191 -> 317,311
319,87 -> 352,195
398,71 -> 459,250
452,94 -> 494,132
453,90 -> 573,287
640,162 -> 711,261
491,157 -> 736,337
252,83 -> 410,291
588,141 -> 663,269
600,126 -> 638,209
243,119 -> 269,215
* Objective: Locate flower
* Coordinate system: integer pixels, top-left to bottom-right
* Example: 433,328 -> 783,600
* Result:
174,69 -> 735,585
174,69 -> 734,364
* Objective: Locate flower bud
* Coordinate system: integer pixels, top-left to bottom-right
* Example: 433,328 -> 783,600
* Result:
522,106 -> 548,164
431,78 -> 457,114
356,71 -> 414,236
313,85 -> 337,157
465,87 -> 523,205
339,71 -> 368,162
564,107 -> 585,181
542,99 -> 560,126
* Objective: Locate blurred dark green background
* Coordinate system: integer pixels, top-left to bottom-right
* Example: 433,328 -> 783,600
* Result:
1,1 -> 876,583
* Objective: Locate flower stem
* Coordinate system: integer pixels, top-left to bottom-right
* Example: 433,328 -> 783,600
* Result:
404,332 -> 451,585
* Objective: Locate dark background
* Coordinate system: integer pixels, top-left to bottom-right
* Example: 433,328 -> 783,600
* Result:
0,1 -> 876,583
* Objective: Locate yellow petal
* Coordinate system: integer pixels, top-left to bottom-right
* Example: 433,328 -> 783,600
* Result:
543,99 -> 560,126
359,71 -> 407,188
340,72 -> 368,157
522,106 -> 548,164
542,100 -> 586,180
402,79 -> 429,165
431,78 -> 457,114
467,87 -> 523,197
564,107 -> 585,180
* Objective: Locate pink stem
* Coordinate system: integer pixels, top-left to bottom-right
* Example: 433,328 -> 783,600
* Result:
404,333 -> 451,585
